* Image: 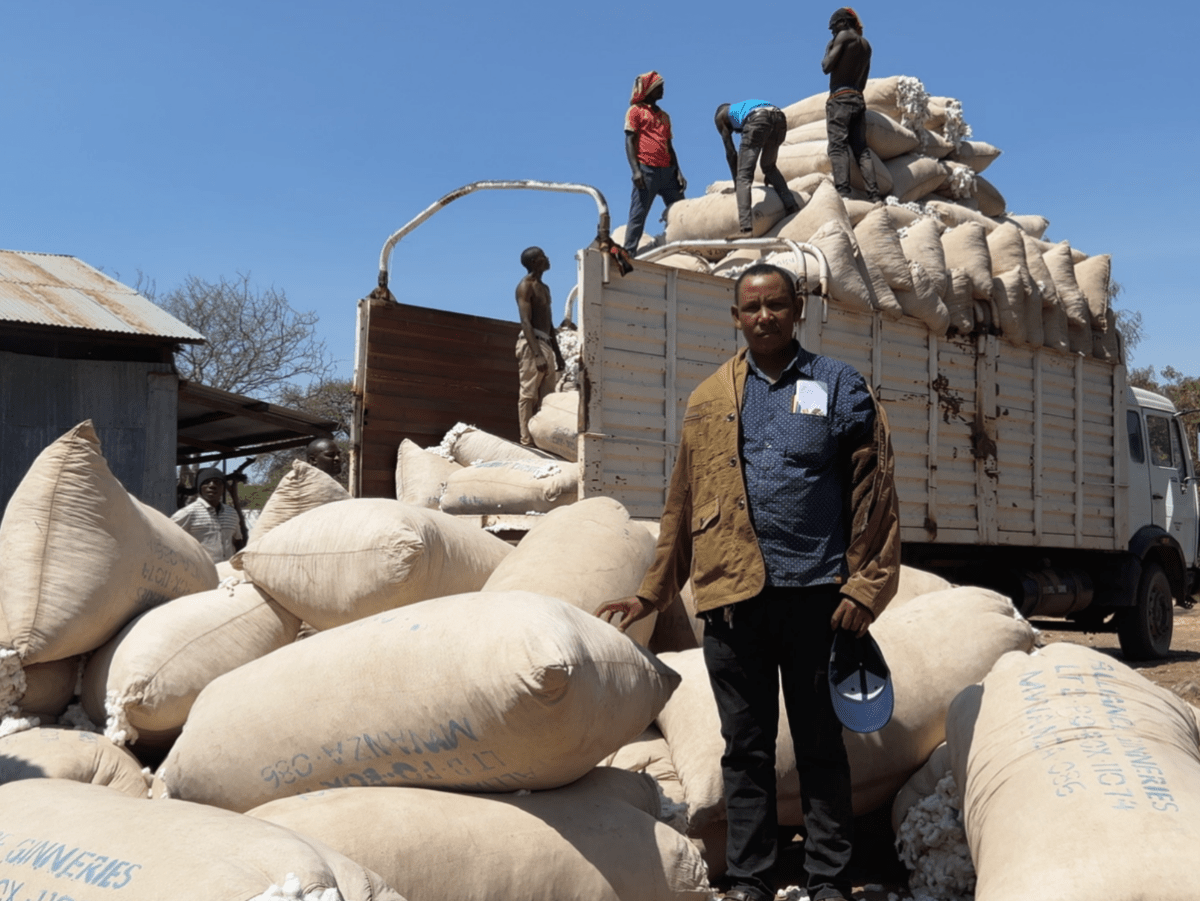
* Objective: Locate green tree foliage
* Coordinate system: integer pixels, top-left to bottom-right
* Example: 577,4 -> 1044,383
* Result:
1128,365 -> 1200,449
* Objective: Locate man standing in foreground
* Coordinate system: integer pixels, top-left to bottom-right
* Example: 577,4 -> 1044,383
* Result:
515,246 -> 564,446
714,100 -> 799,239
622,71 -> 687,255
598,264 -> 900,901
171,467 -> 244,563
822,7 -> 882,202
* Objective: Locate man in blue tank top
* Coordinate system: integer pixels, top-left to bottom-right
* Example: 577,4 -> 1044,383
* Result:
714,100 -> 799,239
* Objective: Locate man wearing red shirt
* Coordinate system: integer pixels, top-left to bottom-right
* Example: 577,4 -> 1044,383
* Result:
622,71 -> 687,255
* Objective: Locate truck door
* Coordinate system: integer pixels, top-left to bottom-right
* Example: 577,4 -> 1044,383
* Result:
1144,411 -> 1199,565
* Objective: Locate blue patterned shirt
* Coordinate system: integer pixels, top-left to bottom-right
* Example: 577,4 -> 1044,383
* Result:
741,342 -> 875,587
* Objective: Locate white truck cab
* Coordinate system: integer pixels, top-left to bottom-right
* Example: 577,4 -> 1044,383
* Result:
1127,387 -> 1199,570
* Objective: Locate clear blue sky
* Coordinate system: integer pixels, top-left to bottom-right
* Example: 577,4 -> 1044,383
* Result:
3,1 -> 1196,383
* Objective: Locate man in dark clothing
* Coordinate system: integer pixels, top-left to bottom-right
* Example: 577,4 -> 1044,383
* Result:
822,7 -> 882,202
623,71 -> 687,255
714,101 -> 800,238
599,264 -> 900,901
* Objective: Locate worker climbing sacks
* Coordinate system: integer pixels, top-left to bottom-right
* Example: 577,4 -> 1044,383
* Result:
650,74 -> 1122,361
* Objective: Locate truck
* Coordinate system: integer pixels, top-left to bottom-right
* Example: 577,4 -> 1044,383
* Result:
351,182 -> 1199,660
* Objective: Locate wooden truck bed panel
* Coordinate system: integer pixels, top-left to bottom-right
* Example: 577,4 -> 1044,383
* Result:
576,248 -> 1127,553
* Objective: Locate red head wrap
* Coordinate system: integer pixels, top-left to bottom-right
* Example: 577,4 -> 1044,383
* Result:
629,71 -> 664,105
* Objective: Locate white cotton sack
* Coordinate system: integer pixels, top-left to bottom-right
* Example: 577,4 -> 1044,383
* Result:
527,390 -> 580,462
159,591 -> 682,812
0,421 -> 217,690
80,579 -> 302,750
0,779 -> 404,901
482,497 -> 658,645
237,498 -> 513,630
394,438 -> 463,508
439,459 -> 579,515
0,727 -> 149,798
245,460 -> 349,546
248,767 -> 711,901
19,656 -> 80,718
947,643 -> 1200,901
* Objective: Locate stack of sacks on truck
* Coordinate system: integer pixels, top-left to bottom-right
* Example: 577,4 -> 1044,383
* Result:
393,323 -> 583,515
394,395 -> 583,516
641,75 -> 1120,362
602,582 -> 1036,878
891,642 -> 1200,901
0,421 -> 218,733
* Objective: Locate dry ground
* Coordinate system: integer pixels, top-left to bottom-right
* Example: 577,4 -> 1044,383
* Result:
741,604 -> 1200,901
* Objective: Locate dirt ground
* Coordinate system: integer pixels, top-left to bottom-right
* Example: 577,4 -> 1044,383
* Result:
742,604 -> 1200,901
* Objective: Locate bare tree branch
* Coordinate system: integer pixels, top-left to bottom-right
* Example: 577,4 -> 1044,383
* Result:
151,272 -> 334,398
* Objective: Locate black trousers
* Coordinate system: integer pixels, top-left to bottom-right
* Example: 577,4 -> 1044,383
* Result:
702,585 -> 853,901
735,107 -> 794,231
825,92 -> 881,201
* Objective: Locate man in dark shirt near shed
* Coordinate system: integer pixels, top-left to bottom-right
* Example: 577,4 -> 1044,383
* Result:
599,264 -> 900,901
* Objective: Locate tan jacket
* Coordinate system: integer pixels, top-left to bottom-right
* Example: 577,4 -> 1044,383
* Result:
637,347 -> 901,617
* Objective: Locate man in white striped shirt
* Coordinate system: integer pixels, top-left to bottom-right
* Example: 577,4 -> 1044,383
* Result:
171,467 -> 243,563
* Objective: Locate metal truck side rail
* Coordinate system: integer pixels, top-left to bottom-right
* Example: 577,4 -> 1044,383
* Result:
562,238 -> 833,325
374,180 -> 611,293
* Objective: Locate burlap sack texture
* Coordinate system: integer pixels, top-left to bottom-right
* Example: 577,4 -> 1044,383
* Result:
630,76 -> 1119,357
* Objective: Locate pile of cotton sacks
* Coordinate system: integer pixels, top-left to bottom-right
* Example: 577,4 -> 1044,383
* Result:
637,75 -> 1119,364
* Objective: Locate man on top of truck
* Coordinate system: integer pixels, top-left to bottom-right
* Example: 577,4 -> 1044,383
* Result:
622,71 -> 687,255
599,263 -> 900,901
514,246 -> 564,446
714,100 -> 800,239
822,7 -> 882,202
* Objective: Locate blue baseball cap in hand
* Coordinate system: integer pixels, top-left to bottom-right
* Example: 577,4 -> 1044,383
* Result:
828,629 -> 894,733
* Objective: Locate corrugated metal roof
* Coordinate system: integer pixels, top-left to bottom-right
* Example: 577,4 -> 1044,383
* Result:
0,249 -> 206,342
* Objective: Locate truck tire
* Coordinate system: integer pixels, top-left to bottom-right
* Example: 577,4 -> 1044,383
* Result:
1116,561 -> 1173,660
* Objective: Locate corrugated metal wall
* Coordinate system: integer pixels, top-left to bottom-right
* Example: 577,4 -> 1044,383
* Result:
358,299 -> 521,499
0,351 -> 178,514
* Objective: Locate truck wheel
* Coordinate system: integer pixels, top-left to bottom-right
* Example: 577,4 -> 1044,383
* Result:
1116,561 -> 1173,660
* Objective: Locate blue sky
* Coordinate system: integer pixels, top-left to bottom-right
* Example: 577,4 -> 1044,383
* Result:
3,1 -> 1196,384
